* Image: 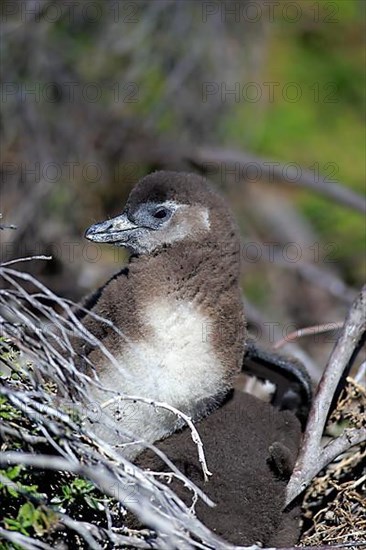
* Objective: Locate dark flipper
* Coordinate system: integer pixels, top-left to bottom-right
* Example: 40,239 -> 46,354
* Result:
242,338 -> 313,428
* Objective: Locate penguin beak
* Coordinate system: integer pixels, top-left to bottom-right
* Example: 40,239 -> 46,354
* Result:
85,213 -> 139,244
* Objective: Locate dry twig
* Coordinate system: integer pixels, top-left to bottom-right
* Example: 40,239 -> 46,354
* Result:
274,322 -> 344,350
286,286 -> 366,506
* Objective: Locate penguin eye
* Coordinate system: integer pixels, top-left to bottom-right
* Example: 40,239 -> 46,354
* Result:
153,207 -> 169,220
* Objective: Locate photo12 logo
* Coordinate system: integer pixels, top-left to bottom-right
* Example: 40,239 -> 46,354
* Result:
202,81 -> 339,104
1,1 -> 140,24
201,2 -> 339,24
1,81 -> 139,104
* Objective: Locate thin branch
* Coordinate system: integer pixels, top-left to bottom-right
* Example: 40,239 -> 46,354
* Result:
0,255 -> 52,266
274,322 -> 344,349
320,428 -> 366,470
286,286 -> 366,505
100,395 -> 213,482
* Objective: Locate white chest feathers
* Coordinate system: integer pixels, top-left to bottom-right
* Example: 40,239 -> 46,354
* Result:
89,299 -> 225,453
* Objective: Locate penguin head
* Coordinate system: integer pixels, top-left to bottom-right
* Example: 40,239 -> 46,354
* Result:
85,171 -> 236,255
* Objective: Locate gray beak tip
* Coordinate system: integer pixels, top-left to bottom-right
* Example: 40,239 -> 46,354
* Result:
84,221 -> 112,243
84,226 -> 94,240
84,224 -> 103,242
83,214 -> 139,244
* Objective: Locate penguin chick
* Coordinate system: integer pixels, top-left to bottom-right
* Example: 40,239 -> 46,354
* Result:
75,171 -> 246,455
134,391 -> 302,546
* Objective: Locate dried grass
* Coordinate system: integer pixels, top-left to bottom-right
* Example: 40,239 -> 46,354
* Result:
300,379 -> 366,549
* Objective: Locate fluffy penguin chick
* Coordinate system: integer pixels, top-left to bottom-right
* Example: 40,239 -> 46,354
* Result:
75,171 -> 245,455
135,391 -> 302,546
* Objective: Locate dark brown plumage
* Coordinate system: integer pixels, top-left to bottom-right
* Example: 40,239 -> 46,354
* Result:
74,171 -> 246,454
135,390 -> 302,546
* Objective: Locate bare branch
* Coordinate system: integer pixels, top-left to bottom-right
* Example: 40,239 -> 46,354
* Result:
320,428 -> 366,469
286,286 -> 366,505
191,147 -> 366,214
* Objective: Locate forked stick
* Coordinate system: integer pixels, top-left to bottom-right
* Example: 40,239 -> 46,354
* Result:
286,285 -> 366,506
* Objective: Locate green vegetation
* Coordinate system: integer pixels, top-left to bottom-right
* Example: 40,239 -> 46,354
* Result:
221,0 -> 365,286
0,345 -> 110,546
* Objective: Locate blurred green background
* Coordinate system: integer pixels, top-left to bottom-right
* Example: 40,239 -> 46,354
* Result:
1,0 -> 365,371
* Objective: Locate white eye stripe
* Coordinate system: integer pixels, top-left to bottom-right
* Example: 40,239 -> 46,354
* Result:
146,200 -> 181,211
161,200 -> 180,209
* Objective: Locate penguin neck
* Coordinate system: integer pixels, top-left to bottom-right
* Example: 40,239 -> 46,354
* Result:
128,237 -> 241,304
